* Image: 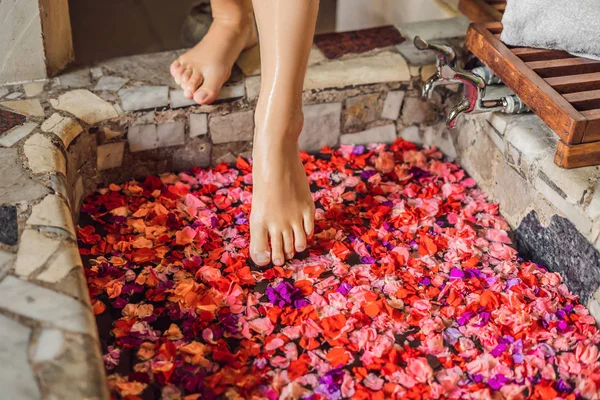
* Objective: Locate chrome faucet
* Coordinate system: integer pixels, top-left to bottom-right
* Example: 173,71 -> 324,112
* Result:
414,36 -> 529,128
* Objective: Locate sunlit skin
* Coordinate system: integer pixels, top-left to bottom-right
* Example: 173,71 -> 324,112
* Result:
170,0 -> 318,266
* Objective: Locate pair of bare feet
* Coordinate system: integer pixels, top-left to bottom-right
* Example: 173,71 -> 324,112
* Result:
170,6 -> 315,267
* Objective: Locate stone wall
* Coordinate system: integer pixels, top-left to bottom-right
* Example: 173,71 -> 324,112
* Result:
423,113 -> 600,320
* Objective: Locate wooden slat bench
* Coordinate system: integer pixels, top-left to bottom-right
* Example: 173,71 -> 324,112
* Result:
458,0 -> 600,167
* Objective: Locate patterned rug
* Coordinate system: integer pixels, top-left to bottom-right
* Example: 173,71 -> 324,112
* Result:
78,140 -> 600,399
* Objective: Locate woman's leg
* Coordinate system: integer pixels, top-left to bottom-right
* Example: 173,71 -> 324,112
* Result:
170,0 -> 256,104
249,0 -> 319,266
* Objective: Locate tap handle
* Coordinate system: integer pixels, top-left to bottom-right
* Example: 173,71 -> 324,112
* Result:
413,36 -> 456,68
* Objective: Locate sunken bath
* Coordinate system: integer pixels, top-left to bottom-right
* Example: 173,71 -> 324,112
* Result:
1,8 -> 600,400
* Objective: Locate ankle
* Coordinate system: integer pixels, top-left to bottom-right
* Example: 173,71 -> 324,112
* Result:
212,6 -> 253,33
254,102 -> 304,142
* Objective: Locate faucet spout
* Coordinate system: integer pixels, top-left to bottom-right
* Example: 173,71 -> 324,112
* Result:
422,71 -> 442,98
413,37 -> 530,127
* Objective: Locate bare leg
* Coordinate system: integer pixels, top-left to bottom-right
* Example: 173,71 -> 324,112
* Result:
170,0 -> 257,104
249,0 -> 318,266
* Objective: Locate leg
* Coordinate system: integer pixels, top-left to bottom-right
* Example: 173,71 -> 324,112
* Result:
249,0 -> 318,266
170,0 -> 256,104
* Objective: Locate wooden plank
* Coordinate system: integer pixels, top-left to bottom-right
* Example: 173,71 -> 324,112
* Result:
555,140 -> 600,168
39,0 -> 74,76
527,58 -> 600,78
512,48 -> 574,62
563,90 -> 600,111
466,23 -> 588,144
546,72 -> 600,94
459,0 -> 503,22
582,110 -> 600,143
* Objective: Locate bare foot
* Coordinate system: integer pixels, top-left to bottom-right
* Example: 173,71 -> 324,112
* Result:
170,6 -> 256,104
250,106 -> 315,267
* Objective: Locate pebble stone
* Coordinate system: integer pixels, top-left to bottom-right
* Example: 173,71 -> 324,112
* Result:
23,133 -> 67,175
32,328 -> 65,362
0,121 -> 37,147
0,314 -> 40,399
94,76 -> 128,92
50,90 -> 118,124
340,124 -> 397,145
0,205 -> 18,246
37,242 -> 82,283
0,99 -> 45,117
189,113 -> 208,138
15,229 -> 61,277
97,142 -> 126,171
26,194 -> 76,236
0,276 -> 94,334
118,86 -> 169,111
41,113 -> 84,148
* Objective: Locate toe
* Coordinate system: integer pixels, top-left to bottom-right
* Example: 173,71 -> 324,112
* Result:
292,223 -> 307,253
180,67 -> 193,89
194,71 -> 225,104
250,223 -> 270,266
186,70 -> 204,98
269,230 -> 285,266
303,209 -> 315,238
170,60 -> 183,84
282,229 -> 294,260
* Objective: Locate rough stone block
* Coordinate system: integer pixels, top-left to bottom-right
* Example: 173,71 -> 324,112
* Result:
0,99 -> 45,117
15,229 -> 61,277
209,111 -> 254,144
97,142 -> 125,170
93,76 -> 128,92
304,52 -> 411,90
170,90 -> 196,109
491,161 -> 534,226
535,175 -> 592,235
32,328 -> 64,362
423,124 -> 456,159
381,91 -> 405,120
0,205 -> 18,246
343,94 -> 380,129
299,103 -> 342,152
0,315 -> 39,399
401,96 -> 438,125
0,121 -> 37,147
118,86 -> 169,111
24,133 -> 67,175
340,124 -> 396,145
157,121 -> 185,148
37,242 -> 82,283
23,81 -> 45,97
172,141 -> 211,170
189,113 -> 208,138
128,124 -> 157,152
0,276 -> 95,335
59,69 -> 92,89
217,84 -> 245,101
537,156 -> 599,205
26,194 -> 76,236
50,90 -> 118,124
399,125 -> 422,145
41,113 -> 83,148
587,184 -> 600,221
516,211 -> 600,302
0,148 -> 48,204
